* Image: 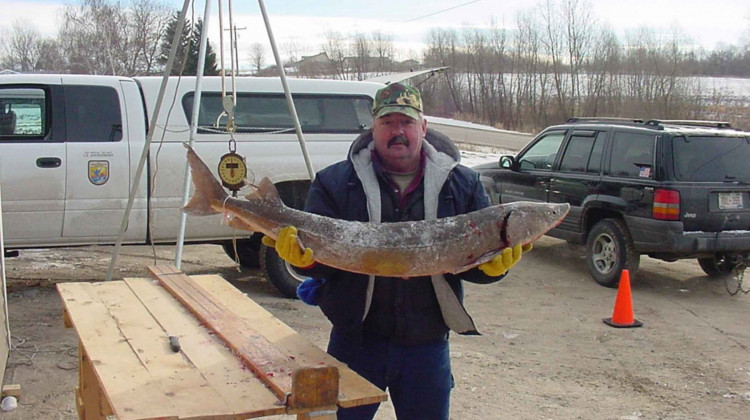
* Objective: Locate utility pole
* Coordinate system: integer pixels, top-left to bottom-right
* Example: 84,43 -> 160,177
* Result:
224,25 -> 246,74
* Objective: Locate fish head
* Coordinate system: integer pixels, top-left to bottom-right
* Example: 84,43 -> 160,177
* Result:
500,202 -> 570,247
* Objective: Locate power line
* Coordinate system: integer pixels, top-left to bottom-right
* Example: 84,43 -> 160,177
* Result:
404,0 -> 483,23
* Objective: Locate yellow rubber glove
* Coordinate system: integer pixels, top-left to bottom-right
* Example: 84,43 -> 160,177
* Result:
261,226 -> 315,267
478,243 -> 533,276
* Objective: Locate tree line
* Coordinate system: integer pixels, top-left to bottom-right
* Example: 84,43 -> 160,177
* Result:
416,0 -> 749,132
0,0 -> 218,76
1,0 -> 748,131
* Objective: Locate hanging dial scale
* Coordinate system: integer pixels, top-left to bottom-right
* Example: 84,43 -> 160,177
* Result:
217,95 -> 247,196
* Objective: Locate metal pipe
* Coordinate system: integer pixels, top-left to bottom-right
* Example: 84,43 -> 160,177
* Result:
106,0 -> 192,281
175,0 -> 213,269
0,182 -> 11,347
257,0 -> 315,180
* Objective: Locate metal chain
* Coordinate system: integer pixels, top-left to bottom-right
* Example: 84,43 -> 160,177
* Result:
724,263 -> 749,296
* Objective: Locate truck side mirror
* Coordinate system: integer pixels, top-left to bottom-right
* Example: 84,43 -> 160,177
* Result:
499,155 -> 515,169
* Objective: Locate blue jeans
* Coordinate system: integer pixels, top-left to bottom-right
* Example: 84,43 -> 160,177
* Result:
327,329 -> 453,420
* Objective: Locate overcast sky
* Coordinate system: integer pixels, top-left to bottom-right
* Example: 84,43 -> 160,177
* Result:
2,0 -> 749,71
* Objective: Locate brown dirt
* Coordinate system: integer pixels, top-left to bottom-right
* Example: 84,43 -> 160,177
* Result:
2,238 -> 750,419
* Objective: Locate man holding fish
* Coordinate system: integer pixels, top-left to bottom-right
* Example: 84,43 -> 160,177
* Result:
263,83 -> 532,420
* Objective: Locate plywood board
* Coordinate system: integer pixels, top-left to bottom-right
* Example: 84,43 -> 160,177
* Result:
57,281 -> 284,419
190,274 -> 387,408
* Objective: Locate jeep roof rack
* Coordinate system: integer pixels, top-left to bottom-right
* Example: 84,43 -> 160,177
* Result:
566,117 -> 645,124
645,119 -> 733,129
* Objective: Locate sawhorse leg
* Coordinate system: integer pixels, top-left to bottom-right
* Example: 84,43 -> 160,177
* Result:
77,341 -> 114,420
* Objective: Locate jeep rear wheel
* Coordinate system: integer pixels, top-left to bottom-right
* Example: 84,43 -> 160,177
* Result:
698,254 -> 740,277
585,218 -> 640,288
260,244 -> 306,298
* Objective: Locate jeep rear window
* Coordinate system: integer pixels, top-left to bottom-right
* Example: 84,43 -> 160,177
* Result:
183,93 -> 373,134
559,131 -> 606,173
673,136 -> 750,182
609,132 -> 655,178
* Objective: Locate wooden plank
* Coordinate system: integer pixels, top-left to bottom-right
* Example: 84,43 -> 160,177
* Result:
58,282 -> 179,420
124,277 -> 285,418
148,265 -> 342,410
289,366 -> 339,411
191,274 -> 388,409
1,384 -> 21,398
60,282 -> 231,420
91,280 -> 243,419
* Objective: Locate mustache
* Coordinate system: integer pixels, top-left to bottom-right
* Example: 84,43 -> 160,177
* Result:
387,135 -> 409,147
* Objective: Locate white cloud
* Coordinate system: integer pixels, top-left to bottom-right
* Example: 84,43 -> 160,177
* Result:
0,2 -> 64,37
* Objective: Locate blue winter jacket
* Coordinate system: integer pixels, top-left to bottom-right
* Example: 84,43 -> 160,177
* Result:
295,128 -> 505,340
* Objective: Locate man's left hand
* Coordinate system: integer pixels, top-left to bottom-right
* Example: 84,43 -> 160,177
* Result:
478,243 -> 533,276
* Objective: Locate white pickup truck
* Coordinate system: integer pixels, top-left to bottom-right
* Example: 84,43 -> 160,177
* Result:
0,74 -> 382,296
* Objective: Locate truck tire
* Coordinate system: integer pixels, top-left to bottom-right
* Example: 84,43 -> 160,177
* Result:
260,244 -> 306,299
585,218 -> 640,288
221,235 -> 262,268
698,254 -> 739,277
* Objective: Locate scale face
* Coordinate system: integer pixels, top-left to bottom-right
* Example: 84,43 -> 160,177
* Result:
217,152 -> 247,191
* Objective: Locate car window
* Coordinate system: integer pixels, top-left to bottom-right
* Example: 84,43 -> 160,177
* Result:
673,135 -> 750,181
609,132 -> 655,178
64,85 -> 123,142
518,131 -> 565,170
183,93 -> 373,134
0,87 -> 48,140
559,131 -> 606,173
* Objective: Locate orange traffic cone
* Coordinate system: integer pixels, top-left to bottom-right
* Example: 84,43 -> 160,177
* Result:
603,269 -> 643,328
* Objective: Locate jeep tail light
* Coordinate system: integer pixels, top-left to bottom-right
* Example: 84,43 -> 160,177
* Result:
653,189 -> 680,220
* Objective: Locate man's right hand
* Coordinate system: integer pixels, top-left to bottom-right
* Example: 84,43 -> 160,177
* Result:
262,226 -> 315,268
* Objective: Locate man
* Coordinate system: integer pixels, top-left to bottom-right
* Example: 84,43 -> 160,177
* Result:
263,82 -> 530,419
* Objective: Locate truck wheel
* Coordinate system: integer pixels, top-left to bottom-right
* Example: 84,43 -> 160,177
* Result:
585,218 -> 640,288
260,244 -> 305,298
221,235 -> 262,268
698,254 -> 739,277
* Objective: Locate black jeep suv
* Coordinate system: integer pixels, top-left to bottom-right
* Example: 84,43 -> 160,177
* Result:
474,118 -> 750,287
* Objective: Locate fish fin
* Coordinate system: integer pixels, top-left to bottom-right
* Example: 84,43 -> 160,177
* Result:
245,177 -> 284,207
452,248 -> 505,274
183,145 -> 228,216
226,215 -> 257,232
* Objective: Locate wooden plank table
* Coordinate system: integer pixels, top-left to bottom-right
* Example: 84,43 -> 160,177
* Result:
57,269 -> 386,419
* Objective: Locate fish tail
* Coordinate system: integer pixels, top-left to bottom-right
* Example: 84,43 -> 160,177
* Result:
183,144 -> 228,216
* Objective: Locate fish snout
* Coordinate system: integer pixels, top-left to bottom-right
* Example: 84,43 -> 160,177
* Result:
553,203 -> 571,218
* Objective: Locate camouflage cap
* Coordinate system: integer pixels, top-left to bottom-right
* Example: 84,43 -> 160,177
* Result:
372,82 -> 423,120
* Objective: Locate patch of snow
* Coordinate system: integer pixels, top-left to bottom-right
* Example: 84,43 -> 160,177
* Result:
458,144 -> 515,167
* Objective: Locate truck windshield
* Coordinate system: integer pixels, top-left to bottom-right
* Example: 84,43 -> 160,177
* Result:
183,93 -> 373,134
673,136 -> 750,182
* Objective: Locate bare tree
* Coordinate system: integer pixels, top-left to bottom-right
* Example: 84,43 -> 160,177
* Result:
371,31 -> 394,75
423,28 -> 466,116
248,42 -> 266,75
281,39 -> 309,66
129,0 -> 171,75
58,0 -> 172,75
322,31 -> 348,79
59,0 -> 129,74
562,0 -> 594,114
351,32 -> 371,81
0,20 -> 44,72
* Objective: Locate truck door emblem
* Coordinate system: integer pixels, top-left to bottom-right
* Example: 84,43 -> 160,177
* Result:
88,160 -> 109,185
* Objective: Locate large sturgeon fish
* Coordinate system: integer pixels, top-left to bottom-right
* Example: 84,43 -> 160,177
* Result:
183,146 -> 569,277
